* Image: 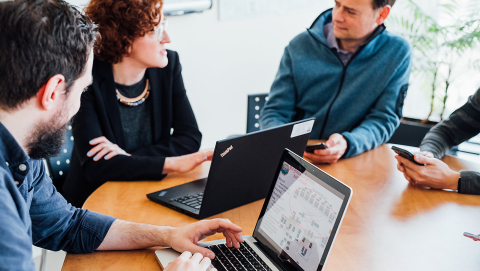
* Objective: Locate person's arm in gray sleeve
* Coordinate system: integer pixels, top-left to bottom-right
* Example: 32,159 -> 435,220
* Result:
419,88 -> 480,195
459,171 -> 480,195
259,46 -> 297,129
420,88 -> 480,159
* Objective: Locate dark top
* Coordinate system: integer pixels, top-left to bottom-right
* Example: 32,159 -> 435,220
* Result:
0,121 -> 115,270
63,50 -> 202,207
115,74 -> 153,153
420,88 -> 480,195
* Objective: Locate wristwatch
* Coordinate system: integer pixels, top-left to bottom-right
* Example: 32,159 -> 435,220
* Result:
457,176 -> 462,192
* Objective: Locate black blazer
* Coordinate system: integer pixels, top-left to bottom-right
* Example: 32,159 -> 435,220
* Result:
63,50 -> 202,207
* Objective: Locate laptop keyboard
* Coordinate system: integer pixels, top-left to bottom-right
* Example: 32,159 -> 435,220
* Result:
171,192 -> 204,210
208,242 -> 273,271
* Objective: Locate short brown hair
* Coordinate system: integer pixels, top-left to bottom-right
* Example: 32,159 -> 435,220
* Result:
0,0 -> 97,110
85,0 -> 163,64
373,0 -> 396,9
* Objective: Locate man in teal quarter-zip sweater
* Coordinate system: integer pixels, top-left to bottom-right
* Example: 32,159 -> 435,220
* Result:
260,0 -> 412,163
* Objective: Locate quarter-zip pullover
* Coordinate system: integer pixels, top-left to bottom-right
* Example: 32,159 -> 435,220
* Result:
260,9 -> 412,158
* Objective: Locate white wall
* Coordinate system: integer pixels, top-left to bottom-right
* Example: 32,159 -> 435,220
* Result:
70,0 -> 478,146
166,0 -> 332,148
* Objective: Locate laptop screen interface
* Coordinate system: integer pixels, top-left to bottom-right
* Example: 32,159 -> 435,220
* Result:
256,160 -> 345,271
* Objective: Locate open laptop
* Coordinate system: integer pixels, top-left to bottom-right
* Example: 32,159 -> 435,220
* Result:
147,118 -> 315,219
156,149 -> 352,271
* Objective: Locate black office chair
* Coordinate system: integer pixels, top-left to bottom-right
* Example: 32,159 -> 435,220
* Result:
387,120 -> 462,156
246,93 -> 269,133
387,121 -> 433,147
45,125 -> 74,194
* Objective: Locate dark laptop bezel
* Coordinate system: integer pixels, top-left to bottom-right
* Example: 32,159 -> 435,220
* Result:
147,118 -> 315,219
251,149 -> 352,271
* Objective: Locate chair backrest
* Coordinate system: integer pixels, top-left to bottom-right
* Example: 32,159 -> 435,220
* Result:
246,93 -> 269,133
45,125 -> 74,193
388,121 -> 433,147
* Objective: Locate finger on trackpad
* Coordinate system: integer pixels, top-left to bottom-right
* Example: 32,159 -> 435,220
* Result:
155,249 -> 214,270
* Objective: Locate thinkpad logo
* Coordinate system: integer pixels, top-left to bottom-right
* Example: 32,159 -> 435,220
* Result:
159,191 -> 167,197
221,145 -> 233,157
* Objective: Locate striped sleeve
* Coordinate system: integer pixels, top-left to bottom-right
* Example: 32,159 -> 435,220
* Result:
420,88 -> 480,195
420,88 -> 480,159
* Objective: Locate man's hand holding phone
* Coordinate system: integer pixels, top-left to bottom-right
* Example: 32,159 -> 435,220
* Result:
394,148 -> 460,190
303,133 -> 347,164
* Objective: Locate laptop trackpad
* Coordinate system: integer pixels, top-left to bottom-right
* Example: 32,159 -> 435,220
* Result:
155,249 -> 180,269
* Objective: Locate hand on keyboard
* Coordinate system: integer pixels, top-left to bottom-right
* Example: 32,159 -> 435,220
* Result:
209,243 -> 273,271
164,252 -> 216,271
166,219 -> 244,260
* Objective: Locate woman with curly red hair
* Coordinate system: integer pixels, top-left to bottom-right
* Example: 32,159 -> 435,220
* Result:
63,0 -> 212,208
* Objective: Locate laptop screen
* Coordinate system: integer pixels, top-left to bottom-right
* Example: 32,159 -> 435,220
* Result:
254,150 -> 350,271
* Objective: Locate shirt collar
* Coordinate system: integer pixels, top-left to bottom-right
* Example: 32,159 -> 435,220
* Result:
0,121 -> 29,167
323,22 -> 359,55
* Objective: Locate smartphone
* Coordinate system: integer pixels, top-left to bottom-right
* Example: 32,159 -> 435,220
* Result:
464,232 -> 480,241
391,146 -> 424,166
305,142 -> 327,153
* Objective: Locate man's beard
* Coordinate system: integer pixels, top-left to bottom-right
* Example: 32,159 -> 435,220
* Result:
26,107 -> 71,160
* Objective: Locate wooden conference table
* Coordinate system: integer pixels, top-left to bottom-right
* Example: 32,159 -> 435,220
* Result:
62,143 -> 480,271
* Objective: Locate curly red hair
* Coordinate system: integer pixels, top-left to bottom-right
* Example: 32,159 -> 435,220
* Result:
85,0 -> 163,64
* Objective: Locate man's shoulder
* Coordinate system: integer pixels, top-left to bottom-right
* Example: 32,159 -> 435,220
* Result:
378,30 -> 412,54
288,30 -> 316,47
285,30 -> 328,59
28,159 -> 46,176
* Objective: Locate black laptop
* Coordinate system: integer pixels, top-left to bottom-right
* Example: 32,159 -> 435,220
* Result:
147,118 -> 315,219
155,149 -> 353,271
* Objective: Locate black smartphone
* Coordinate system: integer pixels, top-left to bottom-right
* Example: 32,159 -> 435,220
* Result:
391,146 -> 424,166
305,142 -> 327,153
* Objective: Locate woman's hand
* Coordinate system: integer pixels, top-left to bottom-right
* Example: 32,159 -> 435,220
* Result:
163,151 -> 214,174
87,136 -> 131,161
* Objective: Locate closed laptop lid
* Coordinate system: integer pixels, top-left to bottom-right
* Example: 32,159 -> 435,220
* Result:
253,149 -> 352,271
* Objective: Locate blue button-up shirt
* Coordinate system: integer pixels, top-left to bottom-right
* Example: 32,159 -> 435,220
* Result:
0,122 -> 116,270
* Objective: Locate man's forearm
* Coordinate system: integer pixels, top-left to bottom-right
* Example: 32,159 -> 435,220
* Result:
95,218 -> 245,260
421,92 -> 480,158
97,220 -> 173,251
420,122 -> 460,159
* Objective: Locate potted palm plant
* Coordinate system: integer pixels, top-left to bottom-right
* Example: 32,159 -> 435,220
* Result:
387,0 -> 480,146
